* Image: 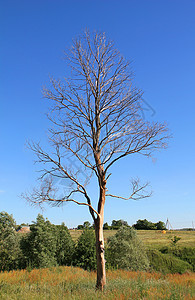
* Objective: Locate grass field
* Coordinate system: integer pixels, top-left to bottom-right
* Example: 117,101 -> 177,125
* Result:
70,229 -> 195,248
0,266 -> 194,299
0,230 -> 194,299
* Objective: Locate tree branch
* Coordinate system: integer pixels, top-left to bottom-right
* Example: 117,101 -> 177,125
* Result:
106,179 -> 152,200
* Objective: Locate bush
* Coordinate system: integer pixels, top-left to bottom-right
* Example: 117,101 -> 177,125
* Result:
21,215 -> 75,269
160,246 -> 195,271
106,226 -> 149,271
55,223 -> 74,266
73,229 -> 96,270
147,249 -> 193,274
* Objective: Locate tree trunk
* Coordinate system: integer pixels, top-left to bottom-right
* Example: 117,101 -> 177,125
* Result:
95,215 -> 106,291
93,154 -> 107,290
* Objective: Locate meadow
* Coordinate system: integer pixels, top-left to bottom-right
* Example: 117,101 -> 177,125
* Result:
70,229 -> 195,248
0,266 -> 194,300
0,229 -> 194,299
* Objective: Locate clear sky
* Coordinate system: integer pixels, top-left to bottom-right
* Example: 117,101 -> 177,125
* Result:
1,0 -> 195,229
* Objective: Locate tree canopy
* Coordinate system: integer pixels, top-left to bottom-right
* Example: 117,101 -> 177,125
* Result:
133,219 -> 166,230
0,212 -> 21,271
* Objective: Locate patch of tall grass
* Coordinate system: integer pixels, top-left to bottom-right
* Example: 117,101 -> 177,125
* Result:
0,266 -> 194,299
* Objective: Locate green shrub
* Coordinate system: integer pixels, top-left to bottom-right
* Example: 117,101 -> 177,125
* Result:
147,249 -> 193,274
160,246 -> 195,271
106,226 -> 149,271
20,214 -> 58,268
21,215 -> 75,269
55,223 -> 75,266
72,229 -> 96,271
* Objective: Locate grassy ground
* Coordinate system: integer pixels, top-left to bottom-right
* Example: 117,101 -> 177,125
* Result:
134,230 -> 195,248
70,229 -> 195,248
0,266 -> 194,299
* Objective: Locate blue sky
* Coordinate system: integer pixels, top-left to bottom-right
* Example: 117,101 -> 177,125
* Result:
1,0 -> 195,228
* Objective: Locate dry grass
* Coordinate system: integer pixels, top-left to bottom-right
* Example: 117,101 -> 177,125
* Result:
0,266 -> 194,299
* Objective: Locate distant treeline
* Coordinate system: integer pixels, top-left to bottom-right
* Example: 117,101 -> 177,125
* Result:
77,219 -> 166,230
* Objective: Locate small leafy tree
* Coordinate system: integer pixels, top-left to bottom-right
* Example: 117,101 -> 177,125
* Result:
21,214 -> 57,268
55,223 -> 74,266
0,212 -> 21,271
106,226 -> 149,271
73,229 -> 96,271
0,211 -> 17,229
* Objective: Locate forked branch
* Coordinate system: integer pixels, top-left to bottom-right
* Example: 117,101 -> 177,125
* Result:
106,179 -> 152,200
22,176 -> 98,220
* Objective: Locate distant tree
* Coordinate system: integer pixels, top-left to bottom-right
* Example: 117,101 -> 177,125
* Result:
77,224 -> 84,230
107,226 -> 149,271
155,221 -> 166,230
0,212 -> 21,271
103,222 -> 110,230
23,30 -> 169,290
83,221 -> 91,229
111,220 -> 119,229
121,220 -> 129,227
77,221 -> 91,230
111,219 -> 129,230
133,219 -> 166,230
73,228 -> 96,271
133,219 -> 156,230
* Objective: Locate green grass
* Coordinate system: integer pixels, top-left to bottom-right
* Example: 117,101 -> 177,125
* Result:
0,266 -> 194,299
70,229 -> 195,248
135,230 -> 195,248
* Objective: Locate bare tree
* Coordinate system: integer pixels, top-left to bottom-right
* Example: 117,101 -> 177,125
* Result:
23,31 -> 169,290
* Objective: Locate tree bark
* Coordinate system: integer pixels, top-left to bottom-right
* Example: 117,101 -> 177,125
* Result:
94,178 -> 106,291
95,215 -> 106,291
